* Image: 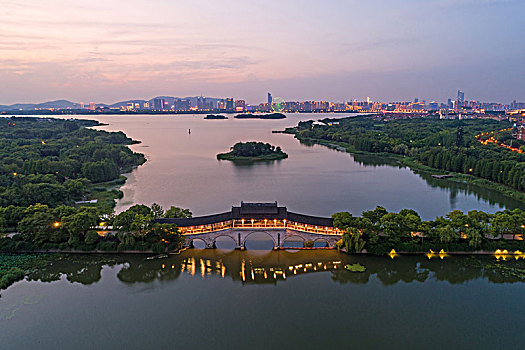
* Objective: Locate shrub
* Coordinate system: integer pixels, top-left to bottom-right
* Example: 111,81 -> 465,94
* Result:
134,241 -> 150,251
96,241 -> 116,251
151,242 -> 165,254
0,268 -> 25,290
117,243 -> 132,252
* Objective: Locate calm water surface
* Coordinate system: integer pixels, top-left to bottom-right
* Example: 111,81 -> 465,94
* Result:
60,113 -> 524,218
1,250 -> 524,349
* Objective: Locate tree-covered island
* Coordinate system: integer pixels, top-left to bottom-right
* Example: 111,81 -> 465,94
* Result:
234,113 -> 286,119
216,141 -> 288,161
204,114 -> 227,119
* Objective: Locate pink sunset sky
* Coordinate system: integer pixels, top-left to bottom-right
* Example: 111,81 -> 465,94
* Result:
1,0 -> 524,104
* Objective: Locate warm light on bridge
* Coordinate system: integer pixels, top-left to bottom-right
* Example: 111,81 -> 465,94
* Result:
178,218 -> 343,236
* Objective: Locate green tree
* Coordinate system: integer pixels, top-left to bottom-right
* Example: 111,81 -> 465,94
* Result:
63,209 -> 99,247
150,203 -> 164,218
84,230 -> 100,245
332,212 -> 355,230
164,206 -> 192,219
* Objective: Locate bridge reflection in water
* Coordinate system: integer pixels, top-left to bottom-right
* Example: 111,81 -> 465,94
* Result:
26,250 -> 525,287
155,202 -> 344,249
180,253 -> 343,283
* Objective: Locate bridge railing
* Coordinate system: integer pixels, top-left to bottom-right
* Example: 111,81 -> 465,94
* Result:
178,219 -> 343,236
286,222 -> 342,235
179,221 -> 233,235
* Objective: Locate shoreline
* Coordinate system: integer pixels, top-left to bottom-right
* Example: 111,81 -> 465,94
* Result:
291,134 -> 525,204
216,153 -> 288,161
2,247 -> 518,255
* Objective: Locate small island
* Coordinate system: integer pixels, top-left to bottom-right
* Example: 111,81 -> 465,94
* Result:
217,141 -> 288,161
234,113 -> 286,119
204,114 -> 227,119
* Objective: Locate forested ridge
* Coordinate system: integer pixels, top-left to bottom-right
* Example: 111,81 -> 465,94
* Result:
291,117 -> 525,192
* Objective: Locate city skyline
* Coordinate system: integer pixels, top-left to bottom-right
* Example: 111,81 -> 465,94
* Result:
1,0 -> 525,104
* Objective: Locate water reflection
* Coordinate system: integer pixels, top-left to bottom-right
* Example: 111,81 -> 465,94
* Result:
352,153 -> 525,211
26,250 -> 525,288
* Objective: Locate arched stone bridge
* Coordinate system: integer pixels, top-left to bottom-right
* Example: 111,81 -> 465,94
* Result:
185,228 -> 340,249
155,202 -> 343,250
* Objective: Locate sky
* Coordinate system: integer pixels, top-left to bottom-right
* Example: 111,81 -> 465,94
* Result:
1,0 -> 524,105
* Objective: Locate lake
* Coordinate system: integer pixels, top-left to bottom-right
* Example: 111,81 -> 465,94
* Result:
74,113 -> 524,218
1,250 -> 524,349
2,113 -> 525,349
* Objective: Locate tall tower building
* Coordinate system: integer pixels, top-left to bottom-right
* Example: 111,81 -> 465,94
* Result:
457,90 -> 465,102
268,92 -> 273,105
153,98 -> 165,110
226,98 -> 234,112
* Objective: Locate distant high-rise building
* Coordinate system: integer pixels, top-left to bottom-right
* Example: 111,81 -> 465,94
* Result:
457,90 -> 465,103
226,98 -> 234,112
153,98 -> 165,110
414,98 -> 419,103
268,92 -> 273,105
173,99 -> 190,111
89,102 -> 96,110
511,100 -> 525,110
235,100 -> 246,111
447,99 -> 453,109
79,102 -> 85,109
428,101 -> 439,110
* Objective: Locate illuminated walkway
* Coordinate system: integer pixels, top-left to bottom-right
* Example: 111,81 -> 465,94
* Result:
476,128 -> 524,154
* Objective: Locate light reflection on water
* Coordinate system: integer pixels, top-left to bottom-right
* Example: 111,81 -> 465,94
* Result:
2,250 -> 525,349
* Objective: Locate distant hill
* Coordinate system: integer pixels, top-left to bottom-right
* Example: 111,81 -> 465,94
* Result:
108,100 -> 147,108
35,100 -> 80,109
0,99 -> 79,111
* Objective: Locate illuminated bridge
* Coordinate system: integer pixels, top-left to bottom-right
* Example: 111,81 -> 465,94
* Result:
155,202 -> 344,249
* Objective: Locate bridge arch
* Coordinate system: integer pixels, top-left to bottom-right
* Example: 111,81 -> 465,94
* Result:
189,238 -> 208,249
213,235 -> 237,249
242,231 -> 277,250
313,238 -> 329,247
282,234 -> 305,248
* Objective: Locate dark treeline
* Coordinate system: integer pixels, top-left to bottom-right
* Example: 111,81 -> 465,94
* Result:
0,203 -> 190,254
0,117 -> 145,210
333,207 -> 525,255
292,117 -> 525,192
230,141 -> 284,157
